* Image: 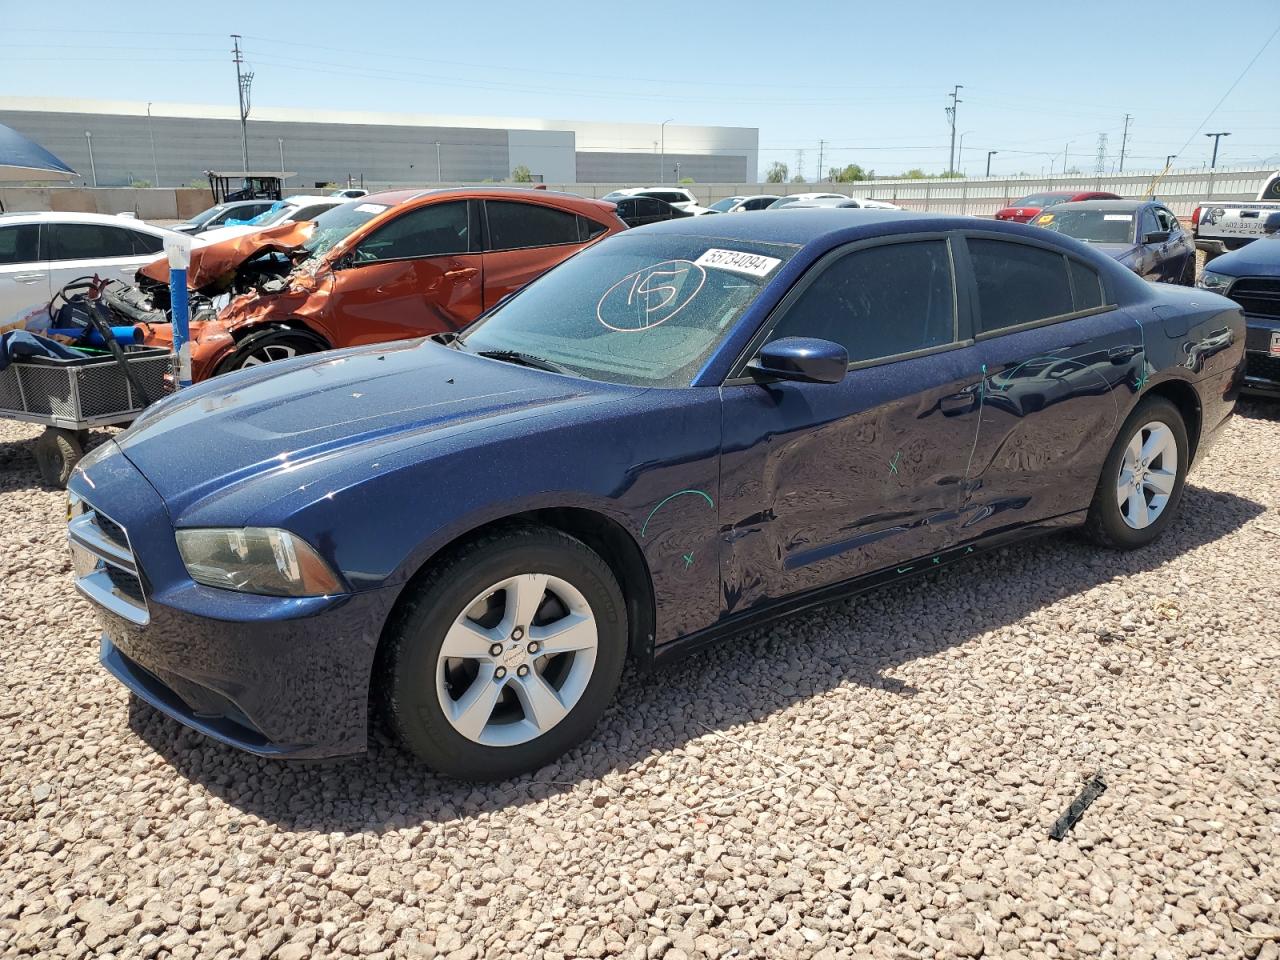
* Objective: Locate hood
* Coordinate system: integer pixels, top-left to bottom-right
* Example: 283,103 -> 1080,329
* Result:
137,220 -> 315,293
1208,236 -> 1280,277
115,339 -> 630,518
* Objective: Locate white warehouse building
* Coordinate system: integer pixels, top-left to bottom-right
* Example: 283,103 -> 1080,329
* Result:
0,97 -> 759,188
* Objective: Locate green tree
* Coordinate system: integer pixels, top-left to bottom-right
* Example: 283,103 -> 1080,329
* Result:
829,163 -> 871,182
511,164 -> 533,182
678,177 -> 695,185
130,179 -> 152,189
901,168 -> 928,179
790,174 -> 806,183
765,161 -> 788,183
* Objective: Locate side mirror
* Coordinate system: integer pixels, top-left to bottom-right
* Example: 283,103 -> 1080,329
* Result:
748,337 -> 848,385
1264,212 -> 1280,235
333,251 -> 357,270
1143,230 -> 1171,244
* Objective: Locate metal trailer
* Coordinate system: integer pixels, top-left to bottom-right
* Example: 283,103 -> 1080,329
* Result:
0,347 -> 172,486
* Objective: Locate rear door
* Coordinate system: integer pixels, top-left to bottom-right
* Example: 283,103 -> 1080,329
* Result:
718,234 -> 984,612
321,199 -> 484,346
480,199 -> 599,308
44,222 -> 160,299
0,222 -> 46,325
954,233 -> 1138,539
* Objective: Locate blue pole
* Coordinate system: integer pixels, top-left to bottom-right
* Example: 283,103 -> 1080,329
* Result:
170,265 -> 191,388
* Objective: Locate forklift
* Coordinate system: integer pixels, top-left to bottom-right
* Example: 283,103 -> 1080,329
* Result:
205,170 -> 294,203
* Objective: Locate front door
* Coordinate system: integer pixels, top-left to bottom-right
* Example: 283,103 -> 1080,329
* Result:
324,199 -> 484,346
955,234 -> 1136,540
717,235 -> 982,615
481,199 -> 592,309
0,222 -> 46,326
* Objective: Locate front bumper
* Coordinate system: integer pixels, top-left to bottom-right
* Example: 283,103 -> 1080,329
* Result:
69,444 -> 396,758
1243,318 -> 1280,398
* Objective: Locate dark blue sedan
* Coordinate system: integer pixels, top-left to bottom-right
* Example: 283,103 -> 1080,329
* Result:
67,210 -> 1245,779
1199,212 -> 1280,396
1030,199 -> 1197,285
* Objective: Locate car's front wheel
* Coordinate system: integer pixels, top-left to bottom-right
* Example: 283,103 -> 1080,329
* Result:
216,328 -> 327,374
1083,396 -> 1188,549
377,525 -> 627,780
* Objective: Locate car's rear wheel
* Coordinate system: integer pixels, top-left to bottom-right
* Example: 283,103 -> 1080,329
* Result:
1083,396 -> 1188,549
217,328 -> 327,374
377,525 -> 627,780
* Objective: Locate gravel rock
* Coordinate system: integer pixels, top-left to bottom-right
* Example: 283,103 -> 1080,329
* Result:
0,403 -> 1277,958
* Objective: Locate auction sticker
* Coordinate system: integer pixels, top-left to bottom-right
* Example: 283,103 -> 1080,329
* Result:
1036,214 -> 1054,224
694,248 -> 782,277
1103,214 -> 1134,221
355,203 -> 388,214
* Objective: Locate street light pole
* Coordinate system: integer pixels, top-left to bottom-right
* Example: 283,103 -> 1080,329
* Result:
957,131 -> 972,175
660,118 -> 673,184
434,141 -> 442,181
278,138 -> 285,182
1205,132 -> 1230,168
84,131 -> 97,187
146,102 -> 159,187
986,150 -> 998,177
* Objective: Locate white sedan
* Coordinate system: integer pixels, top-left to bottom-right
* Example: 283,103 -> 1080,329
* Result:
0,212 -> 203,329
195,195 -> 347,244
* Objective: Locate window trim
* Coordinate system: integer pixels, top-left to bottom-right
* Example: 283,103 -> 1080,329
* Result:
349,199 -> 476,265
481,199 -> 585,254
724,231 -> 969,384
960,230 -> 1118,341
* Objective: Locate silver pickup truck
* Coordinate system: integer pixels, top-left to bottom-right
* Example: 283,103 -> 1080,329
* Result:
1193,170 -> 1280,258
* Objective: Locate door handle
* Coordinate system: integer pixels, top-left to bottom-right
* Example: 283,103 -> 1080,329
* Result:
13,273 -> 45,283
1108,345 -> 1139,363
444,267 -> 478,279
940,391 -> 977,415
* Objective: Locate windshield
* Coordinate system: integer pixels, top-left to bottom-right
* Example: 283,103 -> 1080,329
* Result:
767,196 -> 800,209
600,191 -> 630,201
459,234 -> 797,387
709,198 -> 741,212
1035,209 -> 1136,244
188,204 -> 229,225
1013,193 -> 1068,208
300,200 -> 387,257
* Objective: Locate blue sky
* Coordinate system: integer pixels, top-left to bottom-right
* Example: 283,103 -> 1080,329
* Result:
4,0 -> 1278,179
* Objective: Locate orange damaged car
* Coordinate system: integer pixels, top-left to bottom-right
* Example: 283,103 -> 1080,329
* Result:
138,188 -> 625,379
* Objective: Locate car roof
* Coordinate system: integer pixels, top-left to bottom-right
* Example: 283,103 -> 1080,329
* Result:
283,195 -> 343,205
1051,199 -> 1156,212
632,207 -> 952,245
0,211 -> 174,232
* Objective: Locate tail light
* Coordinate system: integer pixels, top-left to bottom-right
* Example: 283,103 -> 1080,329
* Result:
1192,206 -> 1202,227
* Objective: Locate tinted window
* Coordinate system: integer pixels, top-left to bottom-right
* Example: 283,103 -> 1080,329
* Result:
486,201 -> 580,251
1068,260 -> 1104,310
577,215 -> 609,241
0,224 -> 39,265
640,191 -> 687,205
969,239 -> 1074,332
745,197 -> 776,211
130,231 -> 165,256
290,203 -> 334,222
769,240 -> 955,363
354,201 -> 470,262
48,223 -> 137,261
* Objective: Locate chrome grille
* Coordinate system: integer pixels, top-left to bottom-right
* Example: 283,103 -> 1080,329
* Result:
67,495 -> 150,625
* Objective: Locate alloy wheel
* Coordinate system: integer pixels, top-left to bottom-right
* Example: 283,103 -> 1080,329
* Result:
1116,421 -> 1178,529
239,343 -> 298,366
435,573 -> 598,747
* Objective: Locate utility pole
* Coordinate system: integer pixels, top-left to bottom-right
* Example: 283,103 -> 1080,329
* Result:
1094,133 -> 1108,174
946,84 -> 963,175
1205,132 -> 1230,168
146,102 -> 159,186
1063,142 -> 1071,174
796,149 -> 805,182
817,140 -> 826,182
985,150 -> 997,177
1118,114 -> 1132,173
231,34 -> 253,170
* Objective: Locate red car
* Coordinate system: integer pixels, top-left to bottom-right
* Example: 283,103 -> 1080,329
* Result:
139,187 -> 625,380
994,190 -> 1122,223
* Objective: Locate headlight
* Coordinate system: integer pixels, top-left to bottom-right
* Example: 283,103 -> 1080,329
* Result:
1198,270 -> 1233,292
176,527 -> 344,597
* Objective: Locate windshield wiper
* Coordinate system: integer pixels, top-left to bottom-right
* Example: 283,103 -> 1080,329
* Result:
475,349 -> 574,376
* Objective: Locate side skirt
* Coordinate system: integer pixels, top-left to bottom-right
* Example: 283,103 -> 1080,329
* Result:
648,510 -> 1086,669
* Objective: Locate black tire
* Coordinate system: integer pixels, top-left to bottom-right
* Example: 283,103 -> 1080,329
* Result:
1083,396 -> 1189,550
377,525 -> 627,781
216,327 -> 327,375
34,427 -> 83,488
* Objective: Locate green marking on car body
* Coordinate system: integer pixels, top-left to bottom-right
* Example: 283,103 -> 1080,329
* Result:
683,552 -> 694,569
640,488 -> 715,538
896,565 -> 913,574
888,450 -> 902,475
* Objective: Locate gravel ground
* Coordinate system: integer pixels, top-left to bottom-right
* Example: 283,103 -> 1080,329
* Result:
1,398 -> 1278,960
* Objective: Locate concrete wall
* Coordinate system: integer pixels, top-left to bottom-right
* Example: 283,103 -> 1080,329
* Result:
4,169 -> 1272,221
